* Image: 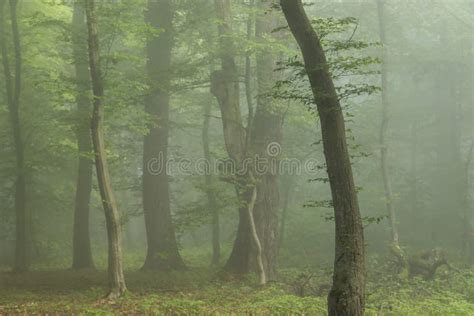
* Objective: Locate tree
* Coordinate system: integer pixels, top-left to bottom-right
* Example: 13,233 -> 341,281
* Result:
280,1 -> 365,315
211,0 -> 252,274
212,0 -> 282,281
84,0 -> 126,298
202,94 -> 220,266
0,0 -> 29,272
250,0 -> 283,281
71,1 -> 94,270
142,0 -> 185,270
376,0 -> 408,275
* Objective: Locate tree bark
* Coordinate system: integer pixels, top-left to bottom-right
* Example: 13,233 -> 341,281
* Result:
462,141 -> 474,264
142,0 -> 185,270
211,0 -> 251,274
203,95 -> 220,266
432,27 -> 463,248
409,120 -> 418,241
376,0 -> 407,276
249,0 -> 282,281
246,178 -> 265,285
278,174 -> 294,250
71,1 -> 94,270
84,0 -> 126,298
280,1 -> 365,315
245,0 -> 254,140
377,0 -> 399,247
0,0 -> 29,272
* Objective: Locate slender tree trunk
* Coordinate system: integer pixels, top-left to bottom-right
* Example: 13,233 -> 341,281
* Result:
409,121 -> 418,242
246,179 -> 265,285
71,1 -> 94,270
0,0 -> 29,272
278,174 -> 293,250
212,0 -> 251,274
280,1 -> 365,315
462,141 -> 473,264
377,0 -> 407,275
377,0 -> 398,247
142,0 -> 184,270
84,0 -> 126,299
203,96 -> 220,266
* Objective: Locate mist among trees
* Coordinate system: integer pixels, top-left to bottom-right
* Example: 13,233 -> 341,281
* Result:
0,0 -> 473,314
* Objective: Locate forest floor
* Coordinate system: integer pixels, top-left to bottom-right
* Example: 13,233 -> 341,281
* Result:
0,255 -> 473,315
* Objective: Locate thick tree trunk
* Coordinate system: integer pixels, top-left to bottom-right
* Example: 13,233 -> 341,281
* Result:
71,1 -> 94,270
280,1 -> 365,315
249,0 -> 282,281
244,0 -> 254,138
432,28 -> 463,248
84,0 -> 126,299
212,0 -> 251,274
142,0 -> 184,270
0,0 -> 29,272
202,97 -> 220,266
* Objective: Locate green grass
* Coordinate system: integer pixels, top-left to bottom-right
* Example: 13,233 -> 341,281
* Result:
1,267 -> 473,315
1,251 -> 473,315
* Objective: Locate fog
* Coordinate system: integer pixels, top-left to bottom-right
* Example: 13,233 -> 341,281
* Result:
0,0 -> 472,314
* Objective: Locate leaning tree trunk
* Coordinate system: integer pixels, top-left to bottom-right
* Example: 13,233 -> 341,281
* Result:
0,0 -> 29,272
280,1 -> 366,315
249,0 -> 283,281
212,0 -> 252,275
84,0 -> 126,299
376,0 -> 407,276
71,1 -> 94,270
142,0 -> 184,271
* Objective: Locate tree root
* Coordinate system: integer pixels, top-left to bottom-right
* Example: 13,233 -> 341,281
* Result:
104,287 -> 126,300
391,247 -> 449,280
408,249 -> 447,280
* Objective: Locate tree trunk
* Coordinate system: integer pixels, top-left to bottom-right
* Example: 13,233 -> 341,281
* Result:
280,1 -> 365,315
0,0 -> 29,272
84,0 -> 126,299
142,0 -> 184,270
278,174 -> 294,250
409,120 -> 418,242
71,1 -> 94,270
249,0 -> 283,281
377,0 -> 399,247
376,0 -> 407,276
244,0 -> 254,140
462,141 -> 474,264
203,95 -> 220,266
432,27 -> 463,249
212,0 -> 251,274
246,178 -> 265,285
